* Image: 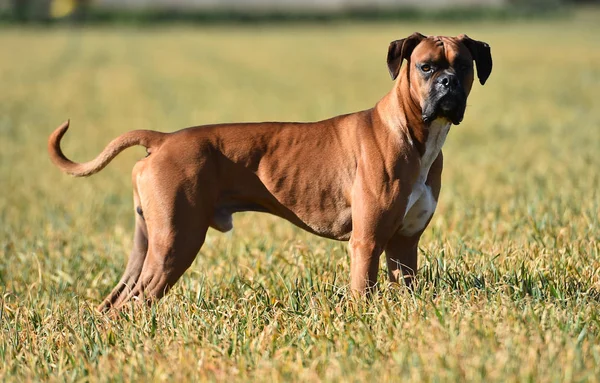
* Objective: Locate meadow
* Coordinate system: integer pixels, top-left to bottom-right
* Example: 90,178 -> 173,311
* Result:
1,10 -> 599,382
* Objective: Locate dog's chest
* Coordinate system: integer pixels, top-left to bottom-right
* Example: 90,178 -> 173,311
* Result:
399,120 -> 450,236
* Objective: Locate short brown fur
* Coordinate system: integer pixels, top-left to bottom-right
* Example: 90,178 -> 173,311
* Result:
48,33 -> 492,312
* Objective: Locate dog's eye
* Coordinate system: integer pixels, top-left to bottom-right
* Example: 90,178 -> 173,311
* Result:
421,64 -> 432,73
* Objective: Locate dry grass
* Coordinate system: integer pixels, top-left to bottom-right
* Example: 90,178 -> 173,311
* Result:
1,10 -> 600,382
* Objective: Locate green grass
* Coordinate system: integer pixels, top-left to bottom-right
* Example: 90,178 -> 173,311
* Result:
1,10 -> 600,382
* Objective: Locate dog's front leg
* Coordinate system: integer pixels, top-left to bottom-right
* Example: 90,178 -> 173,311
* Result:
349,235 -> 383,293
385,233 -> 420,289
348,172 -> 393,294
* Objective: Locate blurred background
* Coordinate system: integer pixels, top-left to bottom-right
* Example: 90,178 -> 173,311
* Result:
0,0 -> 595,23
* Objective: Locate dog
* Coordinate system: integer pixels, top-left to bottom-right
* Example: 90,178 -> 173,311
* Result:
48,33 -> 492,312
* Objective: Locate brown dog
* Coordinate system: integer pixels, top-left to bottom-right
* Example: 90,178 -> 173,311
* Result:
48,33 -> 491,312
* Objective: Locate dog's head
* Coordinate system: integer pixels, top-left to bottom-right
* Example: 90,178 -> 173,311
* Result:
387,33 -> 492,125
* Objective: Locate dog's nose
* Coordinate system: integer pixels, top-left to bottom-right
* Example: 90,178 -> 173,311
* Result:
438,73 -> 459,89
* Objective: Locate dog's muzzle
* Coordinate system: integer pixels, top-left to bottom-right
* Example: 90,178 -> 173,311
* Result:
422,72 -> 467,125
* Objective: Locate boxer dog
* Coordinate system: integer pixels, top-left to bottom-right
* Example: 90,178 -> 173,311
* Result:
48,33 -> 492,312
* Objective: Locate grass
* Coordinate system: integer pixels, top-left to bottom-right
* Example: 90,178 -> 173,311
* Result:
1,10 -> 600,382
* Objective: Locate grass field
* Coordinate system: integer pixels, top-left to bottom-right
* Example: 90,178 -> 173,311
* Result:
1,10 -> 600,382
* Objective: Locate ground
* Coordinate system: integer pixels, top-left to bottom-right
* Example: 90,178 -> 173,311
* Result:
1,10 -> 599,381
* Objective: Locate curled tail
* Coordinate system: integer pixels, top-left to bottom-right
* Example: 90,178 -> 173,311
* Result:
48,120 -> 166,177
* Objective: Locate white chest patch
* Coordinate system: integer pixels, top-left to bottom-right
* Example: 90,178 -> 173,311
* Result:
399,119 -> 450,236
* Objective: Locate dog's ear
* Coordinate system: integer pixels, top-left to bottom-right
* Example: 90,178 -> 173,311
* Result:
459,34 -> 492,85
387,32 -> 426,80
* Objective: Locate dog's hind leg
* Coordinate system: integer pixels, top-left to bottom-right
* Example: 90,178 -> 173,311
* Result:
106,153 -> 215,310
112,180 -> 211,309
113,218 -> 208,309
97,213 -> 148,312
97,165 -> 150,313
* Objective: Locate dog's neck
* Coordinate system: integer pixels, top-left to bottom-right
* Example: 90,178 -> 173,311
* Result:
419,118 -> 450,180
375,73 -> 445,157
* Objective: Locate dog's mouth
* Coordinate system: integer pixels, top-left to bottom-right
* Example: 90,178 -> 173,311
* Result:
422,92 -> 467,125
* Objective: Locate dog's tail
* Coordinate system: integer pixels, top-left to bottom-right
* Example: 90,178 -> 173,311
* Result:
48,120 -> 167,177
